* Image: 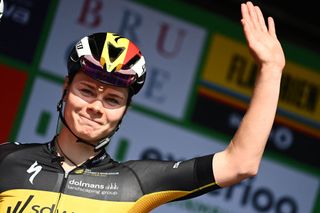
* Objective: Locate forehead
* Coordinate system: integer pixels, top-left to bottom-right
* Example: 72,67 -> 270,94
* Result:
72,71 -> 129,95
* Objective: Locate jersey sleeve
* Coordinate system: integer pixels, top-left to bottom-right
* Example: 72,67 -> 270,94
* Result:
125,154 -> 221,202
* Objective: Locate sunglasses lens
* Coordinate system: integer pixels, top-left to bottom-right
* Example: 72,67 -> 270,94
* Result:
80,55 -> 137,87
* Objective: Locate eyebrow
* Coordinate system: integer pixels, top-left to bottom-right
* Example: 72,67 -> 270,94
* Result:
79,81 -> 96,89
107,91 -> 125,100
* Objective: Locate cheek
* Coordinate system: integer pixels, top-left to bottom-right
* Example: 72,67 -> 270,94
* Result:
105,107 -> 126,124
64,94 -> 85,117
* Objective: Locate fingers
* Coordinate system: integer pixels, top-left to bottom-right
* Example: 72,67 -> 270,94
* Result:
241,1 -> 269,32
255,6 -> 268,32
268,17 -> 277,37
247,2 -> 260,29
241,3 -> 250,25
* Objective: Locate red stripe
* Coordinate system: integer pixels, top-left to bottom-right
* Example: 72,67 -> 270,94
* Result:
0,64 -> 28,143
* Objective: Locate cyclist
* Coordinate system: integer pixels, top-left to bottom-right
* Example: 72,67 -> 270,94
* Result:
0,2 -> 285,212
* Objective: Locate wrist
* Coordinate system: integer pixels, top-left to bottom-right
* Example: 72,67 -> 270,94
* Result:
258,63 -> 284,81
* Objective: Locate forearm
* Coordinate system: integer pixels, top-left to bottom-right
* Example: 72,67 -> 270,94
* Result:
229,65 -> 282,173
213,65 -> 283,187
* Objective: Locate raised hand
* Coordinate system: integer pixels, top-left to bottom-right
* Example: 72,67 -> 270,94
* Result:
241,1 -> 285,72
212,2 -> 285,188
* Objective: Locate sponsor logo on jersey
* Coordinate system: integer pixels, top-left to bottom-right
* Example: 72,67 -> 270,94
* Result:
6,195 -> 34,213
173,161 -> 182,168
6,195 -> 76,213
26,161 -> 42,184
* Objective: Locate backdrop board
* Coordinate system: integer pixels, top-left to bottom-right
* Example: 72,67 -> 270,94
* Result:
0,0 -> 319,212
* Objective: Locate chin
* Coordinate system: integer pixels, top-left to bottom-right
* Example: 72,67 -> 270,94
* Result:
78,130 -> 107,142
74,123 -> 111,141
79,132 -> 99,141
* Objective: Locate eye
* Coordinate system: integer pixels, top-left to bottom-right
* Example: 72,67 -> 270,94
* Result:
79,88 -> 95,97
103,97 -> 121,106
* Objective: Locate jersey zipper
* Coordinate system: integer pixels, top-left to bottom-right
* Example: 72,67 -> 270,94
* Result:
59,166 -> 78,192
55,164 -> 78,212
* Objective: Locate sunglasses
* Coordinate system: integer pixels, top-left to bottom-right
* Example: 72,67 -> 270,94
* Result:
80,55 -> 138,87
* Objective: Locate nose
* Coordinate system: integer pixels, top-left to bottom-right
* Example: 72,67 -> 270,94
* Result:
87,99 -> 103,115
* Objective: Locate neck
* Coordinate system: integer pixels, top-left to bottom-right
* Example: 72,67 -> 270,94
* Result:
56,128 -> 99,168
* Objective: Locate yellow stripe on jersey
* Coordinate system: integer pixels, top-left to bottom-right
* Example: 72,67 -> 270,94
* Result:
128,182 -> 219,212
1,182 -> 218,213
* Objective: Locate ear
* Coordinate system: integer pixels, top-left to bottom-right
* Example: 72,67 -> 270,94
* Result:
63,76 -> 70,90
62,76 -> 70,101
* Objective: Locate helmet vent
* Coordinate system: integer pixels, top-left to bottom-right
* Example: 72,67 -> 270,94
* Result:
123,54 -> 140,69
108,42 -> 125,63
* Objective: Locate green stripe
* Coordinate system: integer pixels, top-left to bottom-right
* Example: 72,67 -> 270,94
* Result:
36,111 -> 51,135
115,138 -> 130,161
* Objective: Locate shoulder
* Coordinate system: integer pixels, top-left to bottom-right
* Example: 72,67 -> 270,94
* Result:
0,142 -> 48,161
0,142 -> 22,153
0,141 -> 46,149
121,159 -> 175,171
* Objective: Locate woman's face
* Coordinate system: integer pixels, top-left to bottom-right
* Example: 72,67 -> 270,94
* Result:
63,72 -> 128,142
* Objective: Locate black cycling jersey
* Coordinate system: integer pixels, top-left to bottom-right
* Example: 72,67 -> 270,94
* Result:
0,139 -> 220,213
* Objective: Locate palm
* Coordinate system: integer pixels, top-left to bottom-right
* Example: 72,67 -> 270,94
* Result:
241,2 -> 285,70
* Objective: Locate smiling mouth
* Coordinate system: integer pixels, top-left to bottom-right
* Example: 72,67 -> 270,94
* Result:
79,115 -> 102,125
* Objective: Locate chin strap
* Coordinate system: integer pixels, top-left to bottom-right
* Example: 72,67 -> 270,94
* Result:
56,90 -> 119,151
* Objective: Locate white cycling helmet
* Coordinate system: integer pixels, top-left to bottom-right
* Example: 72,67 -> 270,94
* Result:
67,32 -> 146,95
